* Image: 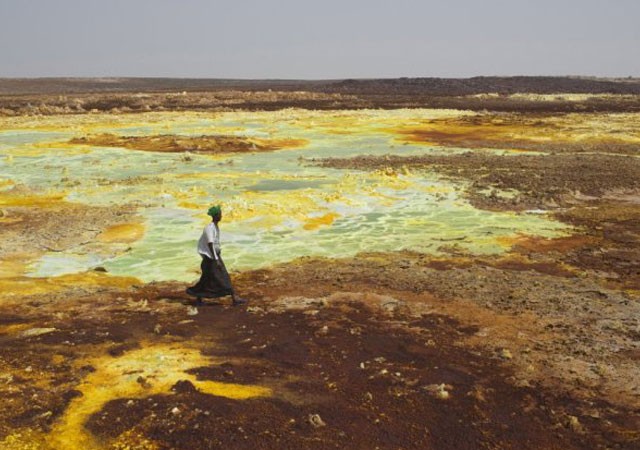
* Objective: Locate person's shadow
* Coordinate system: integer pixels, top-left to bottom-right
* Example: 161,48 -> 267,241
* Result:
150,288 -> 228,307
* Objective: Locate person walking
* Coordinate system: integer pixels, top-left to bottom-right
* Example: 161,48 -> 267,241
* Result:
186,205 -> 246,306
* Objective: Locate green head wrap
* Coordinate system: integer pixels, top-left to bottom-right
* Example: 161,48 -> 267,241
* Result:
207,205 -> 222,217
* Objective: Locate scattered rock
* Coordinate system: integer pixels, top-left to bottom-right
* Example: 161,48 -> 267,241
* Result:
308,414 -> 326,428
171,380 -> 198,394
20,328 -> 57,338
136,376 -> 151,388
246,306 -> 265,314
567,415 -> 583,433
423,384 -> 452,400
500,348 -> 513,360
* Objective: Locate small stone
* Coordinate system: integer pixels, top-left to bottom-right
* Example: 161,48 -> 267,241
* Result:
187,306 -> 198,316
567,415 -> 583,432
137,376 -> 151,388
308,414 -> 326,428
171,380 -> 197,394
171,407 -> 181,415
436,388 -> 450,400
126,400 -> 135,407
20,328 -> 57,338
500,349 -> 513,359
37,411 -> 53,419
364,392 -> 373,401
423,383 -> 451,400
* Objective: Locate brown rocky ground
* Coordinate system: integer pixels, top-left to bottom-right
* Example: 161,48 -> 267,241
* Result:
1,250 -> 639,449
385,113 -> 640,155
2,76 -> 640,115
68,134 -> 308,154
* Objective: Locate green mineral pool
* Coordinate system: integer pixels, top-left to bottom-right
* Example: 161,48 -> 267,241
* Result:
0,109 -> 570,282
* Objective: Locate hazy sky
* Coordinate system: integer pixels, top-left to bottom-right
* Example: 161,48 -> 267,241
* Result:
1,0 -> 638,78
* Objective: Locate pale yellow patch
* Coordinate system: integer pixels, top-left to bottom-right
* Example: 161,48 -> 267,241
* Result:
18,141 -> 94,157
0,272 -> 140,301
226,190 -> 326,225
0,429 -> 51,450
177,201 -> 202,210
0,178 -> 15,189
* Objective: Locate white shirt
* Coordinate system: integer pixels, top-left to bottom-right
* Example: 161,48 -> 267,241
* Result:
197,223 -> 221,260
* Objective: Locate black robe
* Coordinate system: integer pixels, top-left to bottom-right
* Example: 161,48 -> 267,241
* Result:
186,252 -> 233,298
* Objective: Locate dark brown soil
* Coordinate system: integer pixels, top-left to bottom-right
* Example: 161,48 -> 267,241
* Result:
81,306 -> 609,450
2,268 -> 639,449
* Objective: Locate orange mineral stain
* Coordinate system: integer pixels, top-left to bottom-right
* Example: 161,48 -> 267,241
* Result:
97,223 -> 145,244
303,212 -> 340,230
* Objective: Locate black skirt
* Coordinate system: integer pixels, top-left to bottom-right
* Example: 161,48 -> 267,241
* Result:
186,254 -> 234,298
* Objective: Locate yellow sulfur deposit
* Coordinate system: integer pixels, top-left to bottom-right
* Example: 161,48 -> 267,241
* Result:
303,212 -> 340,230
46,343 -> 271,450
0,272 -> 140,301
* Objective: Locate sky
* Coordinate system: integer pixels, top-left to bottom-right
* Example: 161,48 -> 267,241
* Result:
0,0 -> 639,78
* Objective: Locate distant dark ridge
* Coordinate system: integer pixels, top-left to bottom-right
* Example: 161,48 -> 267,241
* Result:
328,76 -> 640,96
1,76 -> 639,96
